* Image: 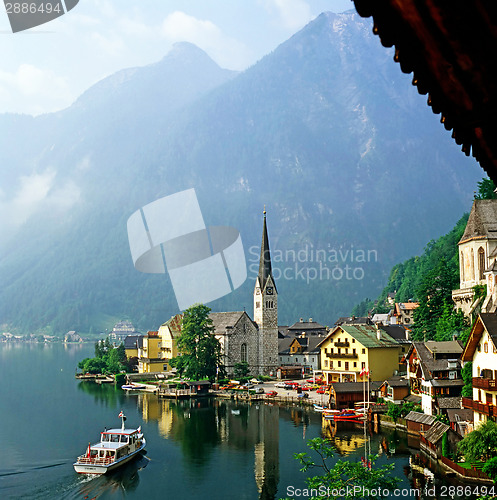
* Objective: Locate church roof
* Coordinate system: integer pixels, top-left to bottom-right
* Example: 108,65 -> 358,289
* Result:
459,200 -> 497,244
258,212 -> 275,291
209,311 -> 257,334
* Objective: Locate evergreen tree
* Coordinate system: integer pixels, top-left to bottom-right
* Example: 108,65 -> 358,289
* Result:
461,361 -> 473,398
435,304 -> 470,342
411,258 -> 458,340
475,177 -> 497,200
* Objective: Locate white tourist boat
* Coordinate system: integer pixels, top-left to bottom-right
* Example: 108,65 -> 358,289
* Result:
73,411 -> 146,474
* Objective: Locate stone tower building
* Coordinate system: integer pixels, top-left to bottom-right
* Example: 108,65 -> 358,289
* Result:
253,210 -> 279,375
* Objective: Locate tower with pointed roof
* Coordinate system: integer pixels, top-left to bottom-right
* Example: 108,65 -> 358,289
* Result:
254,209 -> 278,375
452,199 -> 497,316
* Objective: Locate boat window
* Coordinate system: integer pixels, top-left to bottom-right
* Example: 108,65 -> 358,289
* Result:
102,434 -> 110,441
120,435 -> 128,443
111,434 -> 119,442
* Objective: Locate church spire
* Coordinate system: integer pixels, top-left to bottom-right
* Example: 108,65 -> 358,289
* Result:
258,208 -> 273,289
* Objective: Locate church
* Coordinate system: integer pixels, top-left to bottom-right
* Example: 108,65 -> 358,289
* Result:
210,211 -> 279,376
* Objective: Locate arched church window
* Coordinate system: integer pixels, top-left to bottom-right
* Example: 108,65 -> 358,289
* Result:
470,248 -> 475,280
479,247 -> 486,280
460,251 -> 465,282
241,343 -> 247,363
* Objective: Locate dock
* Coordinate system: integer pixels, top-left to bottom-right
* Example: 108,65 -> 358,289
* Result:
75,373 -> 114,384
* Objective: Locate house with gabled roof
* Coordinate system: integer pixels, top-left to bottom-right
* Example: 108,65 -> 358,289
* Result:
278,334 -> 323,372
318,324 -> 402,384
378,376 -> 409,404
286,318 -> 327,337
392,301 -> 419,325
461,313 -> 497,428
405,341 -> 464,415
136,314 -> 182,373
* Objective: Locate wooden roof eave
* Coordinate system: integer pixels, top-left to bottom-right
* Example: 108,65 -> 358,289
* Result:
461,317 -> 484,361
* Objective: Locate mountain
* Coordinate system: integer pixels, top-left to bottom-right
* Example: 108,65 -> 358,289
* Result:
0,11 -> 482,335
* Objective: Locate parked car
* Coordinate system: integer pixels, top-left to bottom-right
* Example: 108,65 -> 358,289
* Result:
254,387 -> 264,394
316,387 -> 328,394
275,382 -> 287,388
266,391 -> 278,397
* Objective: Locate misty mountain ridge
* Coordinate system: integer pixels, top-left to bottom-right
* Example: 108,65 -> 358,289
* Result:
0,11 -> 481,335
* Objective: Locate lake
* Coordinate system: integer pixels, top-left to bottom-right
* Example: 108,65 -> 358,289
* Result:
0,343 -> 486,499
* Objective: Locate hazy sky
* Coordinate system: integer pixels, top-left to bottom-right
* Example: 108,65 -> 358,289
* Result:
0,0 -> 353,115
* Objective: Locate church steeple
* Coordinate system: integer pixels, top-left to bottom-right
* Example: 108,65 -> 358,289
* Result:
253,207 -> 278,376
258,209 -> 275,291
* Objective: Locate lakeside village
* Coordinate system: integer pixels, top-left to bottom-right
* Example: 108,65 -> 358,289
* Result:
8,201 -> 497,486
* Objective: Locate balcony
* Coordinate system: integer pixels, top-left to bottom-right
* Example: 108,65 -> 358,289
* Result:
334,342 -> 350,348
462,397 -> 497,417
326,352 -> 358,359
473,377 -> 497,390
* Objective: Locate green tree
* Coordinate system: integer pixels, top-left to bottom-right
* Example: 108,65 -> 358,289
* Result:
386,402 -> 402,423
173,304 -> 221,381
435,304 -> 470,341
411,258 -> 457,340
482,456 -> 497,482
234,361 -> 250,379
461,361 -> 473,398
284,438 -> 399,500
95,340 -> 105,358
106,345 -> 126,373
458,420 -> 497,462
400,401 -> 415,417
475,178 -> 497,200
80,357 -> 107,374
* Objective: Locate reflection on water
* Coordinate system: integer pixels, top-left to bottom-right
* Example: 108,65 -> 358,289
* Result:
0,344 -> 486,500
77,454 -> 149,499
135,396 -> 280,499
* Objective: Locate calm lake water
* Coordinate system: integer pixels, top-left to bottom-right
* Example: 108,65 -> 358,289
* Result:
0,343 -> 485,500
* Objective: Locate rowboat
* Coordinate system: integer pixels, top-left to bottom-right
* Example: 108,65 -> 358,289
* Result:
332,410 -> 366,421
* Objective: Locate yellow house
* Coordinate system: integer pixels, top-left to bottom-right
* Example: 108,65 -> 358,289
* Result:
318,324 -> 402,383
137,331 -> 163,373
157,313 -> 183,371
137,314 -> 184,374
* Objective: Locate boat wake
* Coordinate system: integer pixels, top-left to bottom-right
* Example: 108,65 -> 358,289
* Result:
0,461 -> 67,477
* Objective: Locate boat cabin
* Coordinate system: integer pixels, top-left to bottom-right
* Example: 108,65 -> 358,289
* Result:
86,428 -> 142,463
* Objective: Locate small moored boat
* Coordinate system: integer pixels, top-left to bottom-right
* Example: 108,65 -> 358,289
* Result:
121,384 -> 146,391
333,410 -> 366,421
73,411 -> 146,474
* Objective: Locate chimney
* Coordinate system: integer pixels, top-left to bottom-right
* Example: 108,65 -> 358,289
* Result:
300,318 -> 304,322
309,318 -> 313,323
